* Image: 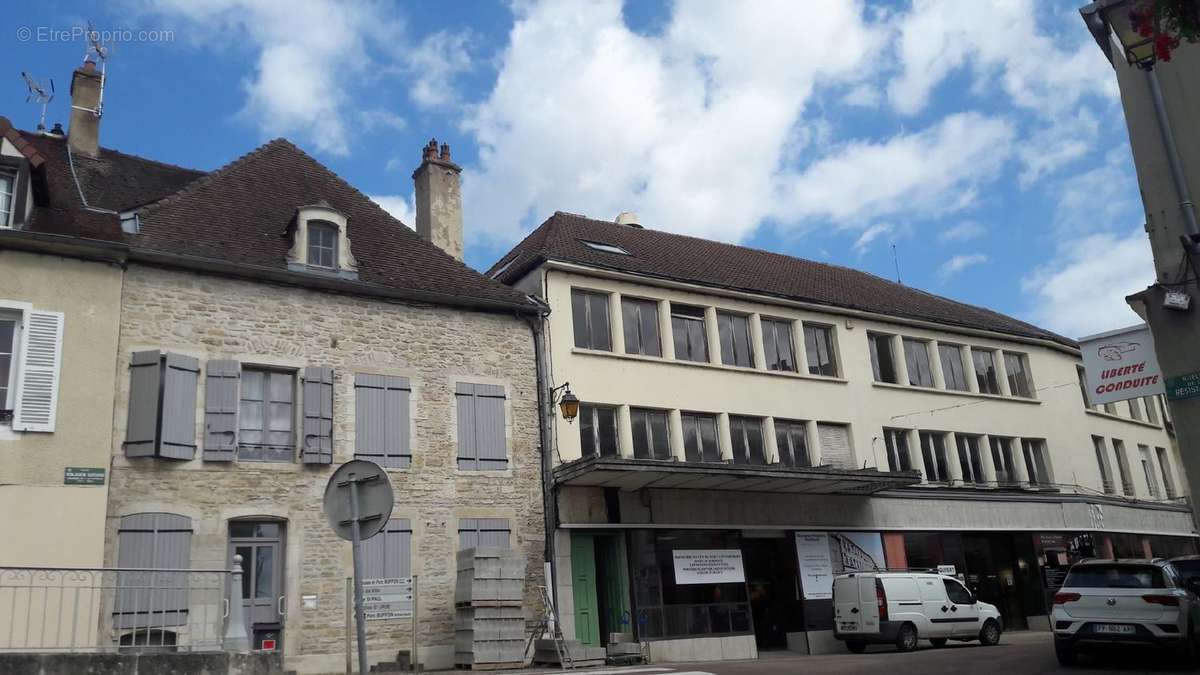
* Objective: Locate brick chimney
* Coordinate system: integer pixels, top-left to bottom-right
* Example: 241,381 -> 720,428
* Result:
412,138 -> 464,260
68,61 -> 102,157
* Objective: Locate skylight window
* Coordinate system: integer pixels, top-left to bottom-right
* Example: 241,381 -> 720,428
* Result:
580,240 -> 630,255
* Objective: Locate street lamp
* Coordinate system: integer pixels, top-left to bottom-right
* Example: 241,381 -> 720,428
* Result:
1092,0 -> 1159,67
550,382 -> 579,423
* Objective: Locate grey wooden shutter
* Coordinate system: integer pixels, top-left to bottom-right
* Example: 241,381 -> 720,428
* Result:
355,374 -> 411,468
362,518 -> 412,579
817,423 -> 853,469
459,518 -> 479,550
158,354 -> 199,460
456,383 -> 507,470
302,366 -> 334,464
478,518 -> 511,548
203,360 -> 240,461
115,513 -> 192,629
12,310 -> 64,432
124,351 -> 163,458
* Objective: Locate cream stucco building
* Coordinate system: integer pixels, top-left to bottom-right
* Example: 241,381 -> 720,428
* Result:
489,210 -> 1196,661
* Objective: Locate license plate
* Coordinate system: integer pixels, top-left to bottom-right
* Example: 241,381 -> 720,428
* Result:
839,622 -> 859,632
1094,624 -> 1136,635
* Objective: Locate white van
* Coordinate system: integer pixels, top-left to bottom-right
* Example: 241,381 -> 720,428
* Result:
832,571 -> 1003,652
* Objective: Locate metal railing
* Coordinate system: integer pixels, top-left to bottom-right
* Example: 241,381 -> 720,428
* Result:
0,555 -> 251,654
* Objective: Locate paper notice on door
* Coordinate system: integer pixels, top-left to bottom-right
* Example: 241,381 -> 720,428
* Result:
795,533 -> 834,600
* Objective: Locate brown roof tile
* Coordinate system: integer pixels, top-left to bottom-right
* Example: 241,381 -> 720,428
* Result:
489,211 -> 1075,348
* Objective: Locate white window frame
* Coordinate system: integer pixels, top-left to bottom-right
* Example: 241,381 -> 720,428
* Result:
306,221 -> 339,269
0,169 -> 17,229
0,301 -> 31,418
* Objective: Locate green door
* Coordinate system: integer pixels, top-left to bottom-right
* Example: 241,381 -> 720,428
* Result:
571,534 -> 600,646
597,535 -> 631,638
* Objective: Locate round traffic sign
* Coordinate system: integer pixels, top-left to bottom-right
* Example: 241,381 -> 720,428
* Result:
322,460 -> 395,541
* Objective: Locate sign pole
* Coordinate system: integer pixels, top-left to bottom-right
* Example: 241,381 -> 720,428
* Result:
411,574 -> 419,673
345,577 -> 352,675
349,477 -> 370,675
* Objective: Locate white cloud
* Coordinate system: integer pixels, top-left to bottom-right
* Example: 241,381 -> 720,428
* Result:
939,221 -> 986,244
369,194 -> 416,228
140,0 -> 403,156
853,223 -> 893,254
406,29 -> 474,109
777,112 -> 1015,227
462,0 -> 885,245
938,253 -> 988,280
1017,109 -> 1101,188
888,0 -> 1115,117
841,84 -> 882,108
358,109 -> 407,133
1022,229 -> 1154,338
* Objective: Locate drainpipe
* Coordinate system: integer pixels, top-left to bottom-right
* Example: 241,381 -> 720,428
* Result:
523,299 -> 558,613
1145,67 -> 1200,239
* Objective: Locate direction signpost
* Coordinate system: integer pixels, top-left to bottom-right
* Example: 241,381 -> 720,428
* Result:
323,460 -> 394,675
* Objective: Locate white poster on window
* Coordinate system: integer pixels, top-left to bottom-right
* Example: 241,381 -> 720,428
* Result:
672,549 -> 745,585
795,533 -> 835,600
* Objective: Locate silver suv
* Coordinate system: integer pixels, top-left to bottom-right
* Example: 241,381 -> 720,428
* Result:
1052,558 -> 1200,666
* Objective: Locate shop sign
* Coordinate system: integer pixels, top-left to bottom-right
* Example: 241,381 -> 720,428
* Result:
64,467 -> 105,485
937,564 -> 957,576
361,577 -> 413,620
1165,371 -> 1200,402
1079,324 -> 1164,405
671,550 -> 745,585
795,533 -> 834,600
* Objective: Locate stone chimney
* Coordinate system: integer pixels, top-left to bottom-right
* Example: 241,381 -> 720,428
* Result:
412,138 -> 464,260
68,61 -> 102,157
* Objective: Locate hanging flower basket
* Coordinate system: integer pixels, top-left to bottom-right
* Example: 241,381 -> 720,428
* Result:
1130,0 -> 1200,62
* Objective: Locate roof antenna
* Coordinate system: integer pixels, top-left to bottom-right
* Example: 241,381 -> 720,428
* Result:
77,21 -> 109,118
891,242 -> 903,285
20,72 -> 54,131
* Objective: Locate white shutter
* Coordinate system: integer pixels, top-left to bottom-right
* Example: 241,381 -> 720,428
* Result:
817,422 -> 853,469
13,310 -> 64,432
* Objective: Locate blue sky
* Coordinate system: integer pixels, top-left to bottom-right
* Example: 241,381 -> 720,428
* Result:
2,0 -> 1154,337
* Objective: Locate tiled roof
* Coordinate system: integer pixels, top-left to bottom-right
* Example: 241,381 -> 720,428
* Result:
5,119 -> 537,312
489,211 -> 1076,348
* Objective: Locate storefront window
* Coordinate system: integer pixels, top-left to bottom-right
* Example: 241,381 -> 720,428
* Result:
629,530 -> 751,640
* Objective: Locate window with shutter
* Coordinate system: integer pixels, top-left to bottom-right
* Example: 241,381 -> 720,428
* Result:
114,513 -> 192,629
123,351 -> 199,460
301,366 -> 334,464
355,373 -> 412,468
817,422 -> 853,469
579,403 -> 619,458
456,383 -> 507,470
362,518 -> 412,578
12,310 -> 64,432
458,518 -> 511,550
203,360 -> 240,461
241,368 -> 296,462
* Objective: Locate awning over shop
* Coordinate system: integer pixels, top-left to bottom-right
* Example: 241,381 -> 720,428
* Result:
553,456 -> 922,494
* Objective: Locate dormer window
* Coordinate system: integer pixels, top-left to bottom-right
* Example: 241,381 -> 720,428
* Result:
307,221 -> 338,268
286,203 -> 358,280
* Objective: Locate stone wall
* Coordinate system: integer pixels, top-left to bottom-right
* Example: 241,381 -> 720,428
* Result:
105,265 -> 545,674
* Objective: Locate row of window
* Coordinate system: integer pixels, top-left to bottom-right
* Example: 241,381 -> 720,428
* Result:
869,331 -> 1033,398
1092,436 -> 1177,500
113,512 -> 512,631
577,403 -> 849,469
126,351 -> 508,469
572,289 -> 838,376
882,428 -> 1052,487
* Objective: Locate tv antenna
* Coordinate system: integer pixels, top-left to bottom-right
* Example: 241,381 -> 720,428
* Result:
77,21 -> 109,118
21,72 -> 54,131
891,243 -> 903,285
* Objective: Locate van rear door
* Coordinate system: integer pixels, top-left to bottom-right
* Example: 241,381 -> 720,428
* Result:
834,575 -> 877,635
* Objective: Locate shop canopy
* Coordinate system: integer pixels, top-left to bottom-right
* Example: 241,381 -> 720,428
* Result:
554,456 -> 922,494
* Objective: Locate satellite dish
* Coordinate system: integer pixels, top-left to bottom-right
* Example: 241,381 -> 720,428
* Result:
322,459 -> 394,541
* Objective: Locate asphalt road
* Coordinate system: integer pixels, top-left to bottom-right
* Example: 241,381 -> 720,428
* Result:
562,632 -> 1197,675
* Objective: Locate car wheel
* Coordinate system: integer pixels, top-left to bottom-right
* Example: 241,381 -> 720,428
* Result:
846,641 -> 867,654
895,623 -> 918,652
929,638 -> 947,648
1054,640 -> 1077,666
979,620 -> 1001,646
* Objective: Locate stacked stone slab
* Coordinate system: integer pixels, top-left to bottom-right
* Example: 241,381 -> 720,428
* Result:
454,547 -> 526,669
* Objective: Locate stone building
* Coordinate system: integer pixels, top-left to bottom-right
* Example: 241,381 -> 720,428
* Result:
1,61 -> 546,674
488,210 -> 1196,661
